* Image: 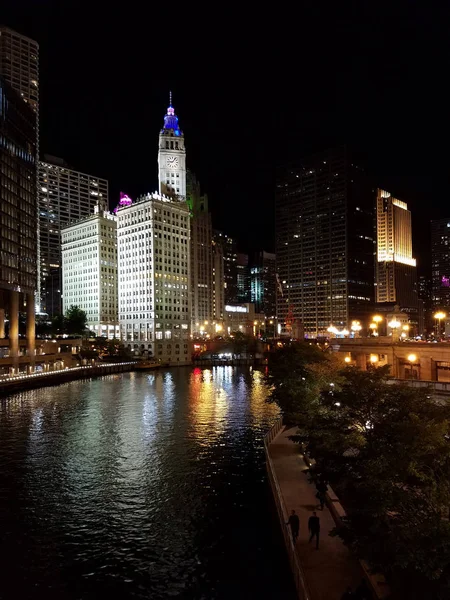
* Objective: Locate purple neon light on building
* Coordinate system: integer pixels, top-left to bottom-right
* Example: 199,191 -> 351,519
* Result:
114,192 -> 133,213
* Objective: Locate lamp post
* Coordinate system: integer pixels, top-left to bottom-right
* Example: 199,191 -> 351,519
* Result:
351,320 -> 362,337
388,318 -> 401,342
401,324 -> 410,340
434,311 -> 446,340
372,315 -> 383,336
407,353 -> 418,380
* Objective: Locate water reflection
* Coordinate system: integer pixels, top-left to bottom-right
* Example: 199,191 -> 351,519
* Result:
0,367 -> 295,600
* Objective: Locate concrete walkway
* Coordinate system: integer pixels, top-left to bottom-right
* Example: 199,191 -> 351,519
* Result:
268,427 -> 363,600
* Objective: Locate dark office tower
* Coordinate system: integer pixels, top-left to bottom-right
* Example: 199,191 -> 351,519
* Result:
0,76 -> 37,366
187,170 -> 214,335
431,219 -> 450,311
250,251 -> 276,317
275,147 -> 375,338
213,231 -> 238,304
0,27 -> 40,307
236,253 -> 250,303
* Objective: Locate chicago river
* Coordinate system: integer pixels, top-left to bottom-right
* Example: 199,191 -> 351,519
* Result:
0,367 -> 295,599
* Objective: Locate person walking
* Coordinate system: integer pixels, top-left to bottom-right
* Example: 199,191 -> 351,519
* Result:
316,480 -> 328,510
308,511 -> 320,549
286,509 -> 300,544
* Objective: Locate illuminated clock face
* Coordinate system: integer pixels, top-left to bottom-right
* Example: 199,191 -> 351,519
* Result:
167,155 -> 179,169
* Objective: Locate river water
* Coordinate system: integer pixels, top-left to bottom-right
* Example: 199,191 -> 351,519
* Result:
0,367 -> 295,600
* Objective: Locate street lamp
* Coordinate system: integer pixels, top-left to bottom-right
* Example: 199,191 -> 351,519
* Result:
370,354 -> 378,364
371,315 -> 383,336
407,353 -> 418,380
434,311 -> 446,339
344,356 -> 351,364
351,320 -> 362,337
388,319 -> 401,341
327,325 -> 338,337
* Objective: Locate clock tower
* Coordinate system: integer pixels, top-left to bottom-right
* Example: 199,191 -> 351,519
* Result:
158,93 -> 186,199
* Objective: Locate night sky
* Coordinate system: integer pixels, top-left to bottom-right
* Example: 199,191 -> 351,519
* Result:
3,2 -> 450,271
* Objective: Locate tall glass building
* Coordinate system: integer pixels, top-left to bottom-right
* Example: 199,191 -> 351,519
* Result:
275,147 -> 375,338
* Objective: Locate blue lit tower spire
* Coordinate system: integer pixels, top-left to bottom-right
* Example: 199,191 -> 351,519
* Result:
158,91 -> 186,198
162,91 -> 182,136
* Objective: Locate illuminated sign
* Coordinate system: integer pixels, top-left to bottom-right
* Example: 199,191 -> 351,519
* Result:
225,305 -> 248,313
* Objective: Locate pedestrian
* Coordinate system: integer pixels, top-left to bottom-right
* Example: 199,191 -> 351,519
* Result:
316,489 -> 326,510
340,587 -> 354,600
308,511 -> 320,549
286,509 -> 300,544
355,579 -> 371,599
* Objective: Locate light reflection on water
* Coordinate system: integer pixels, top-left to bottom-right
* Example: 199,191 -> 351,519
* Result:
0,367 -> 295,600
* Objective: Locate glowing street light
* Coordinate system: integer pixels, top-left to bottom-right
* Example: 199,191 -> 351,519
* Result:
388,318 -> 401,341
344,356 -> 351,363
434,311 -> 446,339
327,325 -> 338,336
373,315 -> 383,324
370,354 -> 378,363
351,320 -> 362,337
407,353 -> 417,363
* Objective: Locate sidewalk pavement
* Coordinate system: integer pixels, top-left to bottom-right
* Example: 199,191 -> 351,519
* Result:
268,427 -> 363,600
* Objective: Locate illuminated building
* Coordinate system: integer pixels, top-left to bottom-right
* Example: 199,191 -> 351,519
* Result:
212,237 -> 225,323
0,76 -> 37,370
375,189 -> 418,313
224,303 -> 265,337
250,251 -> 276,317
158,93 -> 186,199
61,201 -> 118,338
0,26 -> 40,307
187,171 -> 214,335
236,253 -> 250,303
276,147 -> 375,338
117,99 -> 191,364
431,219 -> 450,312
38,155 -> 108,316
213,231 -> 239,304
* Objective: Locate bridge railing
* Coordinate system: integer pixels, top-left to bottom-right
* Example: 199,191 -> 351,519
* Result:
264,419 -> 311,600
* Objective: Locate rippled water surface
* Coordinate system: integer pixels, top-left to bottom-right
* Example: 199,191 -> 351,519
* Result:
0,367 -> 295,599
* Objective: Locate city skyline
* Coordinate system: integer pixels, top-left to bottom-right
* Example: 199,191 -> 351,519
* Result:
2,4 -> 450,264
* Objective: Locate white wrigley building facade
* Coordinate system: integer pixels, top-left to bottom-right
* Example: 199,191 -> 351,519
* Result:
117,98 -> 191,365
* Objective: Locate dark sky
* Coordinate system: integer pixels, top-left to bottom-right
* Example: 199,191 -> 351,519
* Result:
4,2 -> 450,271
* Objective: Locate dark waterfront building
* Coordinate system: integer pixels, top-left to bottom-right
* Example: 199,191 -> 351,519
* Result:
250,251 -> 276,317
187,170 -> 214,335
213,230 -> 238,305
0,76 -> 37,367
431,219 -> 450,312
275,147 -> 375,338
236,252 -> 250,303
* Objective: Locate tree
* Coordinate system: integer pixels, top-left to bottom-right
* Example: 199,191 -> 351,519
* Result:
64,305 -> 87,335
267,342 -> 341,423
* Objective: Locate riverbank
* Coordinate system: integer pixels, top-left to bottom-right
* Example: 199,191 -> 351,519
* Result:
0,361 -> 137,395
265,423 -> 364,600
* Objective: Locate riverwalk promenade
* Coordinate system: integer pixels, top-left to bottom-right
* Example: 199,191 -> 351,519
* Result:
266,424 -> 364,600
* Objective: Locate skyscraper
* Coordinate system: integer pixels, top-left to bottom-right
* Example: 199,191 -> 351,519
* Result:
39,155 -> 108,316
212,237 -> 225,323
0,76 -> 37,368
213,231 -> 238,304
431,219 -> 450,311
375,189 -> 418,313
250,251 -> 276,317
0,26 -> 40,308
117,99 -> 191,364
236,253 -> 250,303
275,147 -> 375,338
187,170 -> 214,334
158,93 -> 186,199
61,202 -> 118,338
